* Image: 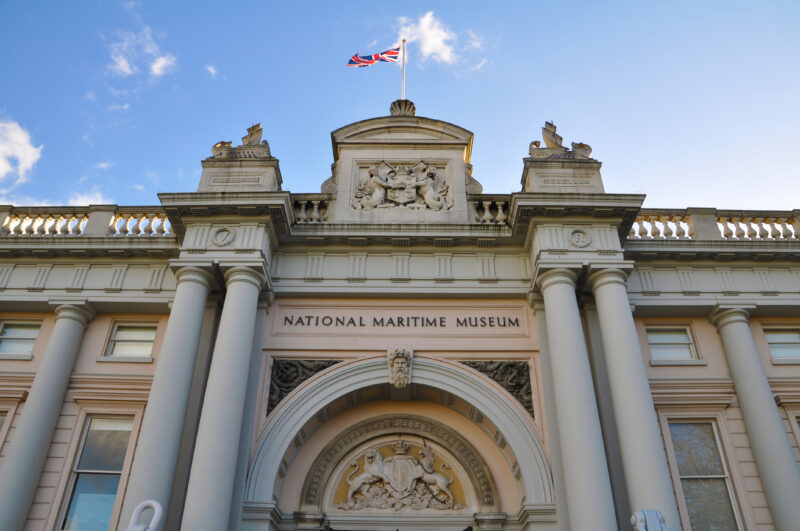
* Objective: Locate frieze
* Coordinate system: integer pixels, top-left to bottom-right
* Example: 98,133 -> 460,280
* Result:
267,359 -> 340,414
462,361 -> 534,418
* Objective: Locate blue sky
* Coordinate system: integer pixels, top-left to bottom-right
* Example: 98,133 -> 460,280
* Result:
1,1 -> 799,209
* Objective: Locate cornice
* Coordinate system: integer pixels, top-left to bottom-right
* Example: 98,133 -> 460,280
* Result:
69,374 -> 152,404
649,379 -> 736,406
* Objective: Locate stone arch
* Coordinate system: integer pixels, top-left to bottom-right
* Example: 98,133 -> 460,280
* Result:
301,414 -> 498,511
245,355 -> 553,506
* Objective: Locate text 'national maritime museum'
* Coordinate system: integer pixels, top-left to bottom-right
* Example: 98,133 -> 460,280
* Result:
0,101 -> 799,531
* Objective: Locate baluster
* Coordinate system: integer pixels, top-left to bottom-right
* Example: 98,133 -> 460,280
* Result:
481,201 -> 493,224
745,219 -> 757,239
731,218 -> 747,240
6,216 -> 19,236
473,202 -> 482,223
757,219 -> 769,239
23,215 -> 35,236
628,225 -> 636,238
780,219 -> 793,239
495,203 -> 507,225
675,217 -> 687,238
651,218 -> 662,238
58,215 -> 70,235
310,201 -> 321,223
718,218 -> 732,239
321,202 -> 329,222
661,217 -> 674,238
296,202 -> 307,223
770,220 -> 782,239
637,218 -> 649,239
155,215 -> 166,235
34,216 -> 48,236
47,216 -> 59,235
71,216 -> 83,235
142,214 -> 154,236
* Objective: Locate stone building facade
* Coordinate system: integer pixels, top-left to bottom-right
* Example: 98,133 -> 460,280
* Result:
0,102 -> 798,530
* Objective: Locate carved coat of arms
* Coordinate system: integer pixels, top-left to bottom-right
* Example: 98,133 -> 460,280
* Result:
338,441 -> 462,511
351,161 -> 452,211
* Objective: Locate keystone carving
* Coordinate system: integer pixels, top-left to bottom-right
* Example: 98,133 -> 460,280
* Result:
387,348 -> 413,389
352,162 -> 451,211
339,440 -> 462,511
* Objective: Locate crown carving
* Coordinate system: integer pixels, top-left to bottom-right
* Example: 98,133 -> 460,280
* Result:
391,440 -> 411,454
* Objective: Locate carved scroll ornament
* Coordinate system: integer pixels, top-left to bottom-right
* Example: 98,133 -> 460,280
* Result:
462,361 -> 534,418
267,359 -> 340,414
351,161 -> 452,211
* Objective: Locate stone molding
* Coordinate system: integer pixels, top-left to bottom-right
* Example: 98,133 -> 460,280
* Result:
245,355 -> 553,507
299,414 -> 497,510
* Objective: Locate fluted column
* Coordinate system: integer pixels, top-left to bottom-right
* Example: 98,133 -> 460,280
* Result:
181,266 -> 265,531
589,268 -> 681,529
710,307 -> 800,531
119,266 -> 213,530
537,268 -> 617,530
0,303 -> 94,531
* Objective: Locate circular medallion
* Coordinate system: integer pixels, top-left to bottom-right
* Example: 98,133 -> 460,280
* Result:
568,229 -> 591,248
211,227 -> 235,247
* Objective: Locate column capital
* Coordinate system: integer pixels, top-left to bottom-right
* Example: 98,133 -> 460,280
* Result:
223,266 -> 266,290
536,268 -> 578,291
174,266 -> 214,289
709,305 -> 756,329
587,267 -> 630,292
48,300 -> 95,326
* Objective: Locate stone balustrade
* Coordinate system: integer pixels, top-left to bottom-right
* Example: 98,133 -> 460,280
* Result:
629,208 -> 799,241
293,198 -> 329,223
472,199 -> 508,225
0,206 -> 173,237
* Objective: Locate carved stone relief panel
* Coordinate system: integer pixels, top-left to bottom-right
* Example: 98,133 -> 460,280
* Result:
333,438 -> 466,512
462,361 -> 534,418
351,161 -> 452,211
267,359 -> 340,414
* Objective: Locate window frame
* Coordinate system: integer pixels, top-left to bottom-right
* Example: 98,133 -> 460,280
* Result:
100,321 -> 159,363
658,407 -> 753,530
0,320 -> 42,360
760,325 -> 800,365
0,398 -> 20,450
642,322 -> 706,366
47,404 -> 143,531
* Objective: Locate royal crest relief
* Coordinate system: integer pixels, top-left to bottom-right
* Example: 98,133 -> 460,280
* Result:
351,161 -> 452,211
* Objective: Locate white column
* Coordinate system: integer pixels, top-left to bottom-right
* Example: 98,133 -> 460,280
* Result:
589,268 -> 681,529
0,303 -> 94,531
181,266 -> 264,531
119,266 -> 212,530
537,268 -> 617,530
710,307 -> 800,531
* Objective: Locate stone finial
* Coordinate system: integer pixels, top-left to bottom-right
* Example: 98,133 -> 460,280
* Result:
390,99 -> 416,116
387,348 -> 413,388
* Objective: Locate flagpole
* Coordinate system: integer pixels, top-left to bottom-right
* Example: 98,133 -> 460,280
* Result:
401,39 -> 406,100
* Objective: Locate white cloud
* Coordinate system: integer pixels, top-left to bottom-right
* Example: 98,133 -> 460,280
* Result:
470,58 -> 488,71
467,30 -> 483,50
107,27 -> 176,79
108,103 -> 130,111
205,65 -> 218,78
85,91 -> 97,101
94,161 -> 113,170
396,12 -> 457,64
0,121 -> 43,187
0,194 -> 52,206
132,183 -> 145,191
68,189 -> 114,206
150,54 -> 176,77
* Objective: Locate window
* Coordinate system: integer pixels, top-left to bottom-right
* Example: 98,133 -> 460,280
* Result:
106,324 -> 157,358
0,411 -> 5,430
646,327 -> 696,361
668,421 -> 740,530
764,328 -> 800,359
62,417 -> 133,531
0,322 -> 40,356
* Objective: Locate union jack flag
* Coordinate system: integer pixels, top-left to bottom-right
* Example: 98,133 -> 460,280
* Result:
347,47 -> 400,67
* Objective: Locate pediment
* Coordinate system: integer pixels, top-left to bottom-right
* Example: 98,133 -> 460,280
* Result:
332,116 -> 473,159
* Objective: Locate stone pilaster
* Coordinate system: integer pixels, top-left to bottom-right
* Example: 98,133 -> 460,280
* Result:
710,306 -> 800,530
0,302 -> 94,531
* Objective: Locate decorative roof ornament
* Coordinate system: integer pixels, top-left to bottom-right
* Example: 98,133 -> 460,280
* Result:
390,99 -> 416,116
529,122 -> 594,160
210,123 -> 271,159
